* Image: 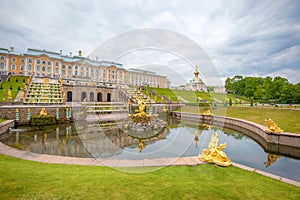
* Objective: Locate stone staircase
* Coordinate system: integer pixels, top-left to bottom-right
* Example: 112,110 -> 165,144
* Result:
120,86 -> 154,103
24,78 -> 63,104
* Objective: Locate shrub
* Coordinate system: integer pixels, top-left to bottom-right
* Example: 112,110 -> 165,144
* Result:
229,98 -> 233,106
10,85 -> 12,90
18,86 -> 20,91
16,78 -> 18,82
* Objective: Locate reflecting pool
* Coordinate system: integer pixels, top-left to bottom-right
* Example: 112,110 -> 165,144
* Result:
0,118 -> 299,182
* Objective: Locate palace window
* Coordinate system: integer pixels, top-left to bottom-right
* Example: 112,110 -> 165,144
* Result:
55,68 -> 59,73
28,64 -> 32,71
68,66 -> 72,70
21,65 -> 24,71
55,62 -> 59,66
42,66 -> 45,71
12,58 -> 16,62
42,61 -> 46,65
62,65 -> 66,69
11,64 -> 16,70
28,58 -> 32,63
36,65 -> 40,71
37,60 -> 40,64
0,56 -> 4,60
48,67 -> 50,72
75,66 -> 78,70
48,61 -> 51,65
0,62 -> 3,69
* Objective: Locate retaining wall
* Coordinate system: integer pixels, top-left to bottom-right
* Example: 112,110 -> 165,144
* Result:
173,112 -> 300,158
0,120 -> 15,134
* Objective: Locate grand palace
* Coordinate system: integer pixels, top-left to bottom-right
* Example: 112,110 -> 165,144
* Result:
0,47 -> 168,88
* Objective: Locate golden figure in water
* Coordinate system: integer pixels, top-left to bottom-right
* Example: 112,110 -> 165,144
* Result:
199,132 -> 232,167
39,107 -> 48,117
131,97 -> 151,123
265,118 -> 283,133
264,153 -> 280,168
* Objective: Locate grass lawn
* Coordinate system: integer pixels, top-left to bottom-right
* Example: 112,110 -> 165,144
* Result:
178,106 -> 300,133
144,87 -> 248,103
0,118 -> 6,123
0,76 -> 28,102
0,154 -> 299,200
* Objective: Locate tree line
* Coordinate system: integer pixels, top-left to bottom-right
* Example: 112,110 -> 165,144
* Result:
225,76 -> 300,104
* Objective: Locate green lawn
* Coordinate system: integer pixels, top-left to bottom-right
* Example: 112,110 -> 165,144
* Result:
0,118 -> 6,123
0,154 -> 299,200
143,87 -> 249,103
178,106 -> 300,133
0,76 -> 28,102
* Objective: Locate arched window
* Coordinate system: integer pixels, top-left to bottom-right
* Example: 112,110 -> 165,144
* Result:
55,68 -> 59,73
81,92 -> 87,101
67,91 -> 72,102
36,65 -> 40,71
97,92 -> 102,102
37,60 -> 40,64
90,92 -> 94,102
48,61 -> 51,65
107,93 -> 111,102
42,66 -> 45,71
42,61 -> 46,65
55,62 -> 59,66
28,64 -> 32,71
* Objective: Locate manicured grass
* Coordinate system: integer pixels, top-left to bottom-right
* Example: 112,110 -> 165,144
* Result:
178,106 -> 300,133
0,76 -> 28,102
0,118 -> 6,123
144,87 -> 248,103
0,154 -> 299,199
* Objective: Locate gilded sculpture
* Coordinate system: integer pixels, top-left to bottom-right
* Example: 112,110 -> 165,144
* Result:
199,132 -> 232,167
203,109 -> 212,115
265,118 -> 283,133
130,97 -> 151,123
7,89 -> 12,99
39,107 -> 48,117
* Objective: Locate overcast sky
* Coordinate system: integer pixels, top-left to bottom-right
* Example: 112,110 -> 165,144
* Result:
0,0 -> 299,85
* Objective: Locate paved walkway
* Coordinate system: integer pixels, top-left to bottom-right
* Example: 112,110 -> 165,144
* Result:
0,142 -> 299,187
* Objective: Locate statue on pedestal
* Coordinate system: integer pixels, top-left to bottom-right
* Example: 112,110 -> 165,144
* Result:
39,108 -> 48,117
199,132 -> 232,167
265,118 -> 283,133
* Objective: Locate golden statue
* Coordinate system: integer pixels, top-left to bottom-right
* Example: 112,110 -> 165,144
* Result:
20,91 -> 25,100
199,132 -> 232,167
63,92 -> 66,100
39,108 -> 48,117
138,139 -> 145,152
264,153 -> 280,168
265,118 -> 283,133
130,97 -> 151,123
7,89 -> 12,99
203,110 -> 212,115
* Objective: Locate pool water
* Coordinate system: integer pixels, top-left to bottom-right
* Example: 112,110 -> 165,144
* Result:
1,121 -> 300,182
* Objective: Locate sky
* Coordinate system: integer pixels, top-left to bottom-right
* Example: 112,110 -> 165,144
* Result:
0,0 -> 299,86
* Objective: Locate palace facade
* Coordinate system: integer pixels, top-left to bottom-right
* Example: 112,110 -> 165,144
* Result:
0,47 -> 168,88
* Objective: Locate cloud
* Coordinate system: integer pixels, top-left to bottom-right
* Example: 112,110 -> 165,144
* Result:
0,0 -> 299,84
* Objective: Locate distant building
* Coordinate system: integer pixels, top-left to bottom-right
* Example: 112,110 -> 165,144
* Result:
186,66 -> 207,92
0,47 -> 168,87
213,86 -> 226,93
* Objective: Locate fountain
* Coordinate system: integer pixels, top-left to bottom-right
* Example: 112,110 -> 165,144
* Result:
265,118 -> 283,133
199,132 -> 232,167
120,97 -> 166,145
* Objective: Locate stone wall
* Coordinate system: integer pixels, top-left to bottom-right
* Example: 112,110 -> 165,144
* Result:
0,106 -> 74,125
0,120 -> 15,134
173,112 -> 300,158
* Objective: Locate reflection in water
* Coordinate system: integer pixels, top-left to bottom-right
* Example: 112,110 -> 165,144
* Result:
0,120 -> 300,181
264,153 -> 280,168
